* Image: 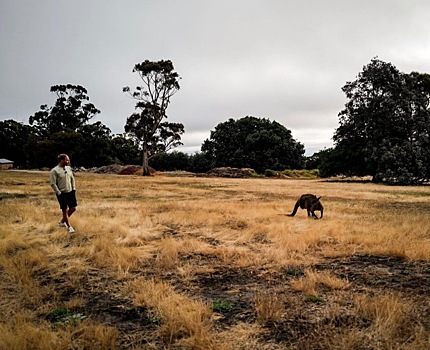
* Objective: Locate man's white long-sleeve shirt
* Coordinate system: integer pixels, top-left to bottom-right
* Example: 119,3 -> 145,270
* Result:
50,165 -> 76,195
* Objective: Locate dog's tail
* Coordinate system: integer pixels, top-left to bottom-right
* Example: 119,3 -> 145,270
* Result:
287,200 -> 300,217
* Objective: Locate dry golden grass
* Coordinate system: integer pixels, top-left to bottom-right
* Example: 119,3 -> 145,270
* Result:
0,313 -> 119,350
254,290 -> 285,324
0,170 -> 429,349
131,278 -> 215,348
290,269 -> 351,297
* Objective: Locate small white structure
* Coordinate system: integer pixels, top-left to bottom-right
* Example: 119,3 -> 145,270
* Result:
0,158 -> 14,170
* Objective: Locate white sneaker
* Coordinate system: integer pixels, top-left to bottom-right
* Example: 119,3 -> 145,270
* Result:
67,226 -> 75,233
58,221 -> 67,227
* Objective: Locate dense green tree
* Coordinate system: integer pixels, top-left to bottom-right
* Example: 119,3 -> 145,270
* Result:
304,152 -> 322,170
110,134 -> 141,165
123,60 -> 184,175
29,84 -> 100,136
0,119 -> 35,167
150,151 -> 190,171
5,83 -> 143,169
24,84 -> 128,168
202,116 -> 305,173
149,151 -> 212,173
333,58 -> 430,184
307,148 -> 344,178
77,122 -> 114,167
188,152 -> 212,173
25,130 -> 84,168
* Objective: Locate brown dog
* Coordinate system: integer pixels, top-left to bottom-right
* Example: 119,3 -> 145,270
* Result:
287,194 -> 323,219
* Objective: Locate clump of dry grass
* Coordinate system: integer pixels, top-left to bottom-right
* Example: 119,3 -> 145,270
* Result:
131,278 -> 215,347
0,314 -> 58,350
313,293 -> 430,350
0,248 -> 49,307
254,290 -> 285,324
58,322 -> 119,350
355,293 -> 414,340
216,323 -> 275,350
0,312 -> 118,350
154,237 -> 181,270
290,269 -> 350,297
295,293 -> 430,350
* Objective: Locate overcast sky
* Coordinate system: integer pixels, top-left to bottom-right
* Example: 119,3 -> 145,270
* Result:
1,1 -> 430,155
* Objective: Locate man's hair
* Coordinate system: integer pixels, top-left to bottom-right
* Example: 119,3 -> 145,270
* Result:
57,154 -> 68,162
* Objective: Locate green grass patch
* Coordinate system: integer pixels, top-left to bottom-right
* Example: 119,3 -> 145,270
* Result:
304,295 -> 324,303
212,300 -> 233,313
285,267 -> 305,277
48,307 -> 86,326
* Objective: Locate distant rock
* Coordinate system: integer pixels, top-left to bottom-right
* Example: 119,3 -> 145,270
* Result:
89,164 -> 123,174
85,164 -> 155,175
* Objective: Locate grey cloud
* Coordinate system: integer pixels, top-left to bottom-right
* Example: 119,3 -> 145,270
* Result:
2,0 -> 430,156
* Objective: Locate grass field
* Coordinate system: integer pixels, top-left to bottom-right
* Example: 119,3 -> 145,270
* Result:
0,170 -> 429,349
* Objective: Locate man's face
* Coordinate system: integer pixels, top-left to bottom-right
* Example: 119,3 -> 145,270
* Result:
60,156 -> 70,167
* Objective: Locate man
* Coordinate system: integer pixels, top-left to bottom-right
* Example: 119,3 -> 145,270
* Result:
50,154 -> 77,233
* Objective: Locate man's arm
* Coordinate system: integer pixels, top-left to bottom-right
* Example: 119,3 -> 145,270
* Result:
70,167 -> 76,191
50,170 -> 61,195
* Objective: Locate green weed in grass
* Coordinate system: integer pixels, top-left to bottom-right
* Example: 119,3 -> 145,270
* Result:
212,300 -> 233,313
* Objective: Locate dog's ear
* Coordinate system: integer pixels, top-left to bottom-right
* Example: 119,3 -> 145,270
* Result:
311,196 -> 321,204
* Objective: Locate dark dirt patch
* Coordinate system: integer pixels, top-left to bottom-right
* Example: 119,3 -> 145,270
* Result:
384,201 -> 430,211
196,267 -> 265,293
314,254 -> 430,331
261,318 -> 324,347
0,192 -> 28,200
256,255 -> 430,348
83,292 -> 156,331
179,266 -> 307,328
172,267 -> 267,327
35,253 -> 430,348
314,254 -> 430,294
164,254 -> 430,346
38,269 -> 159,348
199,236 -> 221,246
180,252 -> 220,265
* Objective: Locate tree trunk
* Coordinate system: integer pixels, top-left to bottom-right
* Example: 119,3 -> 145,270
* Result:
142,143 -> 151,176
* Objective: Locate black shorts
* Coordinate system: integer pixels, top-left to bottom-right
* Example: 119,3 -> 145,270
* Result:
56,190 -> 78,210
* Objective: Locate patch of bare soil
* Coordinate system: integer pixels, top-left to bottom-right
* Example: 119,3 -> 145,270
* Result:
176,254 -> 429,347
0,192 -> 29,200
37,253 -> 430,348
37,269 -> 158,347
261,255 -> 430,348
314,254 -> 430,294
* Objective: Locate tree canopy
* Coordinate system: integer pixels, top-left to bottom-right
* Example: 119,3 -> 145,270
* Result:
29,84 -> 100,136
4,57 -> 429,183
202,116 -> 305,173
123,60 -> 184,175
0,119 -> 35,167
330,58 -> 430,184
1,84 -> 141,168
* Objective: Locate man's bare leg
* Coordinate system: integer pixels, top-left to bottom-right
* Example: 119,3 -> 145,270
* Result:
61,209 -> 70,227
60,207 -> 76,224
68,207 -> 76,217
